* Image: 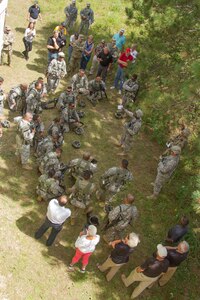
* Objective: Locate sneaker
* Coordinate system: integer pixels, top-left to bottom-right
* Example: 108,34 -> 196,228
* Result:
118,90 -> 122,95
110,86 -> 115,90
79,268 -> 86,274
67,265 -> 75,271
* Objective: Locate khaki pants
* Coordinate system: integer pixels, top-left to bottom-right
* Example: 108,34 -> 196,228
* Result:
158,267 -> 177,286
123,268 -> 160,299
98,256 -> 125,281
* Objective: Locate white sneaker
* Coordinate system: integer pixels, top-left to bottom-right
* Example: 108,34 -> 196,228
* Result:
110,86 -> 115,90
118,90 -> 122,95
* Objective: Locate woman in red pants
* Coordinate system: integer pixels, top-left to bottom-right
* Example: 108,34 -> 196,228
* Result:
68,225 -> 100,273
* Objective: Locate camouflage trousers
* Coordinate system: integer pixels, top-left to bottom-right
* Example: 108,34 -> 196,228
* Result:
47,75 -> 60,93
68,56 -> 81,74
36,188 -> 52,201
65,17 -> 75,30
121,130 -> 133,152
87,91 -> 102,104
79,21 -> 90,35
16,135 -> 30,165
104,226 -> 124,243
98,185 -> 119,203
153,172 -> 170,195
1,49 -> 12,65
122,93 -> 135,106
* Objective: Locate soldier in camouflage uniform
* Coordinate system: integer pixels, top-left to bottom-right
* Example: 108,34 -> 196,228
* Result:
47,52 -> 67,93
36,134 -> 59,160
88,76 -> 106,105
103,194 -> 138,243
122,74 -> 139,106
69,170 -> 96,225
79,3 -> 94,35
47,118 -> 64,148
1,26 -> 14,66
67,152 -> 97,179
28,77 -> 47,98
31,114 -> 45,152
71,69 -> 89,97
36,169 -> 65,202
163,128 -> 190,156
26,81 -> 43,115
0,77 -> 6,137
148,146 -> 181,199
96,159 -> 133,203
64,0 -> 78,30
89,40 -> 106,75
119,109 -> 143,154
68,35 -> 85,74
7,84 -> 28,112
61,102 -> 80,133
107,38 -> 119,63
56,86 -> 76,110
39,148 -> 62,178
15,112 -> 35,170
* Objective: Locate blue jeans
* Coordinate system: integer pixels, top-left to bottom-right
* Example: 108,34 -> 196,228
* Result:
48,52 -> 58,63
80,54 -> 91,70
114,66 -> 124,90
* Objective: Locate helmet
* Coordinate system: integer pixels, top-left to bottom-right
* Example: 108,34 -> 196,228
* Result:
182,128 -> 190,137
1,120 -> 10,128
135,109 -> 143,118
115,112 -> 123,119
77,110 -> 85,118
74,127 -> 84,135
72,140 -> 81,148
78,100 -> 86,108
171,145 -> 181,155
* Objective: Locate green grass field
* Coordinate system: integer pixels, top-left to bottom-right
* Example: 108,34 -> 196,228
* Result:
0,0 -> 199,299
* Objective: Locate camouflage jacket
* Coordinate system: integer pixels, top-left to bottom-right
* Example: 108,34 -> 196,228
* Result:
57,91 -> 76,110
48,59 -> 66,78
158,155 -> 180,178
68,158 -> 97,177
71,73 -> 88,91
61,107 -> 80,124
80,7 -> 94,23
71,40 -> 85,58
123,79 -> 139,100
89,80 -> 105,93
37,174 -> 63,196
3,31 -> 14,50
71,177 -> 95,202
101,167 -> 133,189
108,204 -> 138,230
17,119 -> 34,143
64,4 -> 78,20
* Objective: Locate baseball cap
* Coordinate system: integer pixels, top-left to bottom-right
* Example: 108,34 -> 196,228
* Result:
157,244 -> 167,258
58,52 -> 65,58
120,28 -> 125,33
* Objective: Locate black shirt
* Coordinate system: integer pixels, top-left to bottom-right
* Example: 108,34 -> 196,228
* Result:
29,5 -> 40,19
167,225 -> 188,243
97,51 -> 113,67
110,242 -> 134,264
47,36 -> 63,53
140,256 -> 169,278
166,249 -> 188,267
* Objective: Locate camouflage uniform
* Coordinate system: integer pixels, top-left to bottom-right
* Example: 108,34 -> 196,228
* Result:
121,109 -> 142,153
71,73 -> 89,96
61,106 -> 80,132
16,118 -> 34,165
39,151 -> 61,177
28,80 -> 47,97
32,119 -> 45,151
70,177 -> 95,224
1,30 -> 14,65
79,6 -> 94,35
153,154 -> 180,196
163,128 -> 190,156
47,58 -> 66,93
36,174 -> 64,201
98,167 -> 133,202
88,79 -> 106,105
56,90 -> 76,110
36,136 -> 55,160
104,203 -> 138,242
122,79 -> 139,106
47,122 -> 64,148
68,39 -> 85,74
89,42 -> 105,75
64,3 -> 78,29
68,157 -> 97,179
7,86 -> 27,111
0,87 -> 6,118
26,87 -> 42,115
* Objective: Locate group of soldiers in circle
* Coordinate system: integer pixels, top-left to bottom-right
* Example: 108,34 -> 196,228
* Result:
0,0 -> 192,298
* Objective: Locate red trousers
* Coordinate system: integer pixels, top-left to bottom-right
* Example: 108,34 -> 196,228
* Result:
71,248 -> 92,267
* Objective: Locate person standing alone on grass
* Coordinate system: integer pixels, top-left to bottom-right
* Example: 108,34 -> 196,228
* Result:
27,0 -> 42,24
22,22 -> 36,61
1,26 -> 14,67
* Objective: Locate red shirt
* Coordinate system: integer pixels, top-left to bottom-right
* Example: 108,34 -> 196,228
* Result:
118,52 -> 133,68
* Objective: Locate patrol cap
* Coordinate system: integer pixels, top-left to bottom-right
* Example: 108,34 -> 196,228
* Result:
182,128 -> 190,137
171,145 -> 181,155
135,109 -> 143,118
157,244 -> 167,258
58,52 -> 65,58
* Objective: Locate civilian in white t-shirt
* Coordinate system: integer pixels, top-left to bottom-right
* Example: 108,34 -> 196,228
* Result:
35,195 -> 71,246
68,225 -> 100,273
22,22 -> 36,60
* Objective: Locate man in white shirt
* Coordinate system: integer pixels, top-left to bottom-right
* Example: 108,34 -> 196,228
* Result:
35,195 -> 71,246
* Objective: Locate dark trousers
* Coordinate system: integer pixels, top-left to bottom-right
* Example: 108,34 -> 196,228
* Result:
35,217 -> 63,246
23,37 -> 32,59
80,54 -> 91,70
97,64 -> 108,82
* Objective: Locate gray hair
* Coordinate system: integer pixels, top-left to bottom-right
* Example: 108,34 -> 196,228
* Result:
127,232 -> 140,248
87,225 -> 97,236
179,241 -> 189,253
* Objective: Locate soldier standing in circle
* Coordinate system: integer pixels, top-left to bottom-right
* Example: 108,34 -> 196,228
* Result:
103,194 -> 138,243
15,112 -> 35,170
26,81 -> 43,114
119,109 -> 143,154
1,26 -> 14,67
68,35 -> 85,74
79,3 -> 94,35
64,0 -> 78,30
47,52 -> 67,94
148,145 -> 182,199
